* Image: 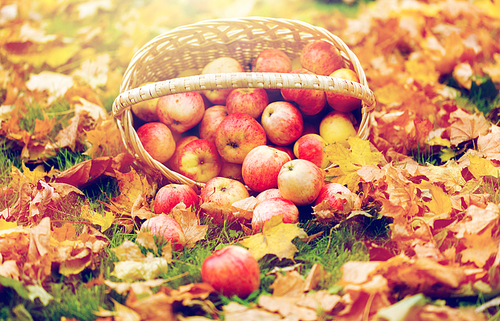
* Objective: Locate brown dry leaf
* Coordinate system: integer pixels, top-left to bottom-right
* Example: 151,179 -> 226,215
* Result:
170,203 -> 207,248
239,215 -> 308,261
303,263 -> 329,292
449,108 -> 490,146
166,282 -> 215,306
84,117 -> 127,157
478,124 -> 500,161
449,203 -> 500,239
416,160 -> 466,194
55,156 -> 113,188
109,168 -> 155,218
94,298 -> 141,320
271,270 -> 305,297
126,291 -> 175,321
231,196 -> 259,221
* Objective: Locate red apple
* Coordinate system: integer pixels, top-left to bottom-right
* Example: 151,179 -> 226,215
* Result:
293,134 -> 330,169
252,48 -> 292,73
261,101 -> 303,146
157,91 -> 205,133
215,112 -> 267,164
154,184 -> 199,214
251,197 -> 299,232
300,40 -> 344,76
255,188 -> 282,202
177,138 -> 222,183
326,68 -> 362,113
242,145 -> 291,193
202,57 -> 245,105
136,122 -> 176,164
226,88 -> 269,119
168,135 -> 199,172
319,111 -> 357,147
219,160 -> 243,182
200,177 -> 250,224
201,245 -> 260,298
140,214 -> 186,251
314,182 -> 362,211
277,159 -> 325,206
281,68 -> 326,116
269,145 -> 295,160
198,105 -> 228,144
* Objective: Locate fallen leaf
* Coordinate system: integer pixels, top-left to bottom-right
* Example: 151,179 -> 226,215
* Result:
169,203 -> 207,248
239,215 -> 308,261
449,108 -> 490,146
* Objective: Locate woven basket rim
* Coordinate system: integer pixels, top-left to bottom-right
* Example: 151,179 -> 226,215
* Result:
112,16 -> 376,189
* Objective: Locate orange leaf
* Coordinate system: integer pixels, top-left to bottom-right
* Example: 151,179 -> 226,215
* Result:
449,108 -> 490,146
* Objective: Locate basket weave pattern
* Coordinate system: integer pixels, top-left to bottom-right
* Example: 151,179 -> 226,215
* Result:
112,17 -> 376,187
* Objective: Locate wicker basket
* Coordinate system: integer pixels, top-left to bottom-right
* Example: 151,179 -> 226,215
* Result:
112,16 -> 376,189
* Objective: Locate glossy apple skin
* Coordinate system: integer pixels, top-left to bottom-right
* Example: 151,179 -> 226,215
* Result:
200,177 -> 250,224
157,91 -> 205,133
168,136 -> 198,172
201,245 -> 260,298
177,139 -> 222,183
199,105 -> 228,144
252,48 -> 292,73
202,57 -> 245,105
226,88 -> 269,119
327,68 -> 362,113
219,160 -> 243,182
314,182 -> 362,210
215,112 -> 267,164
132,97 -> 160,122
255,188 -> 283,202
277,159 -> 325,206
242,145 -> 291,193
140,214 -> 186,251
281,68 -> 326,116
154,184 -> 199,214
319,111 -> 357,147
136,122 -> 176,164
300,40 -> 344,76
252,197 -> 299,232
293,134 -> 330,169
261,101 -> 303,146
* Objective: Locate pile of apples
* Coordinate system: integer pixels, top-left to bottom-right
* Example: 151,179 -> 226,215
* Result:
135,39 -> 363,241
135,39 -> 365,298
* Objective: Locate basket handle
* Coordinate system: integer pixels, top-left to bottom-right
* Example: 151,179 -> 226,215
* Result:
112,72 -> 376,119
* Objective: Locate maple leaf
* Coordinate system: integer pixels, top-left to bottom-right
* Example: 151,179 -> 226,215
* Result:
466,153 -> 499,179
81,205 -> 115,232
478,124 -> 500,161
109,168 -> 155,218
449,108 -> 490,146
238,215 -> 308,261
169,203 -> 208,248
449,203 -> 500,239
418,182 -> 452,216
325,136 -> 384,191
416,160 -> 466,194
459,226 -> 498,268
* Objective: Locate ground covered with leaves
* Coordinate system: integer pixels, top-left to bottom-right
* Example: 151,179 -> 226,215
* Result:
1,0 -> 500,320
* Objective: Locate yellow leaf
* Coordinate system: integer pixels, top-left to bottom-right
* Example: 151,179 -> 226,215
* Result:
21,163 -> 48,184
6,43 -> 81,69
81,206 -> 115,232
424,183 -> 452,216
468,154 -> 499,178
239,215 -> 308,261
417,161 -> 465,194
0,219 -> 17,231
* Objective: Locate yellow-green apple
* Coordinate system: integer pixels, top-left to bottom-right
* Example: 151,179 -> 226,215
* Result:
277,159 -> 325,206
242,145 -> 291,193
252,197 -> 299,232
255,188 -> 282,202
154,184 -> 199,214
261,101 -> 303,146
293,134 -> 330,169
198,105 -> 227,144
327,68 -> 362,113
219,160 -> 243,182
226,88 -> 269,119
201,57 -> 245,105
300,40 -> 344,76
201,245 -> 260,298
157,91 -> 205,133
177,138 -> 222,183
313,182 -> 362,211
132,98 -> 160,122
319,111 -> 357,147
140,214 -> 186,251
168,135 -> 198,172
252,48 -> 292,73
136,122 -> 176,163
215,112 -> 267,164
200,177 -> 250,224
281,68 -> 326,116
